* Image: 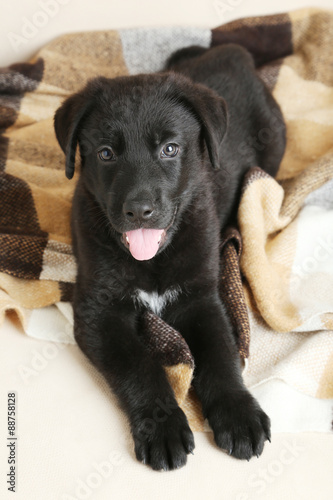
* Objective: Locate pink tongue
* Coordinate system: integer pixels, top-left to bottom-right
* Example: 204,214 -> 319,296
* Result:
126,228 -> 164,261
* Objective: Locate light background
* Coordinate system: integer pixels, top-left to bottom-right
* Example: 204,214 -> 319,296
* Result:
1,0 -> 333,66
1,1 -> 333,499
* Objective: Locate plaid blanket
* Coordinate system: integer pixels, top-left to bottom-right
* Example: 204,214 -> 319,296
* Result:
1,7 -> 333,431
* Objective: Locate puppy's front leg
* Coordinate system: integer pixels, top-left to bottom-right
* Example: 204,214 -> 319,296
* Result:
73,291 -> 194,471
169,292 -> 271,460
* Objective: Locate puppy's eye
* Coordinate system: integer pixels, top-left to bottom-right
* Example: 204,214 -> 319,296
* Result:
98,147 -> 116,162
160,143 -> 179,158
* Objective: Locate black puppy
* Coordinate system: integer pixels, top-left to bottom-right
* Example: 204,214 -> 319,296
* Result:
54,44 -> 285,471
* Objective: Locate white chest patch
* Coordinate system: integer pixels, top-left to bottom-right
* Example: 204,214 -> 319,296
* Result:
134,287 -> 181,316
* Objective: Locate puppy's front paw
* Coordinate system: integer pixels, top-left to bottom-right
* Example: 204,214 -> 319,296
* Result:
132,406 -> 195,471
207,390 -> 271,460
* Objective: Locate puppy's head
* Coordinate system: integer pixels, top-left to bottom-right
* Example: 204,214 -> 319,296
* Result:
54,73 -> 227,261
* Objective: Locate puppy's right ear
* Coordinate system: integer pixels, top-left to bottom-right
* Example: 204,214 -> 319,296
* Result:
54,87 -> 96,179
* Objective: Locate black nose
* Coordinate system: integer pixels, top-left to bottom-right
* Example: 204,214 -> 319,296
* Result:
123,199 -> 154,222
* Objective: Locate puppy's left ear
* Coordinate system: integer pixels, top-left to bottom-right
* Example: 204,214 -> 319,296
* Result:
167,74 -> 228,170
54,83 -> 97,179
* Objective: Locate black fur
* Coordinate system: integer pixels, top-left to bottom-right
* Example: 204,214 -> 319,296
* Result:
54,44 -> 285,471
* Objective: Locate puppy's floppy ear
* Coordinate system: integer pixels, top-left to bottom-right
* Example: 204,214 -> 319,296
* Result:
54,84 -> 97,179
167,73 -> 228,170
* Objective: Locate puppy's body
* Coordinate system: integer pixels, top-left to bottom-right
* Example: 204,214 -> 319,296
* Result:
55,44 -> 285,471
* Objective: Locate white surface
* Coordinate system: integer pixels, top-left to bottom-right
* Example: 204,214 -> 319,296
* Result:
1,0 -> 333,67
1,317 -> 333,500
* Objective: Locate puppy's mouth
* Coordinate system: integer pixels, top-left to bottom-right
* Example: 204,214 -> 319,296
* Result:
120,208 -> 177,261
